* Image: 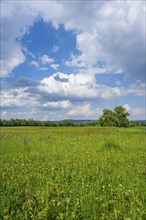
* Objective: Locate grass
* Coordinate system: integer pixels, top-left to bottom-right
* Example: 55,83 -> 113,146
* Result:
0,126 -> 146,219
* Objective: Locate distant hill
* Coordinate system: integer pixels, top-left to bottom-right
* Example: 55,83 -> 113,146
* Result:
134,120 -> 146,122
54,119 -> 97,123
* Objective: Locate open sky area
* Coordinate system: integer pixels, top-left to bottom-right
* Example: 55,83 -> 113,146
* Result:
1,0 -> 145,121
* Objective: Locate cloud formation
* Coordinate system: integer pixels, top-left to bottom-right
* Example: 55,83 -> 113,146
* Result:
1,0 -> 145,79
0,1 -> 145,120
40,55 -> 54,64
36,72 -> 124,103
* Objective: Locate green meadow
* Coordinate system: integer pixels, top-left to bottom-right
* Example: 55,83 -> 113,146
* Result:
0,127 -> 146,220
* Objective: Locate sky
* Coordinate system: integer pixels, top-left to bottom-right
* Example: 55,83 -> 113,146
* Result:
0,0 -> 145,121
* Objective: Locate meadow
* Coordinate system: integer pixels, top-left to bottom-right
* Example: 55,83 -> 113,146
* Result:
0,126 -> 146,220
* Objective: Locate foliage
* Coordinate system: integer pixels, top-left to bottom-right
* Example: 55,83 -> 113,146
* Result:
103,137 -> 121,150
0,119 -> 99,127
114,106 -> 129,127
0,117 -> 145,128
99,106 -> 130,127
58,120 -> 75,127
0,127 -> 146,219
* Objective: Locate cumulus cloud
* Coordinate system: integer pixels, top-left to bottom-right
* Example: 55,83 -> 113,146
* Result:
1,0 -> 145,79
42,100 -> 71,109
124,104 -> 145,120
30,55 -> 55,70
14,76 -> 39,88
51,64 -> 59,70
0,87 -> 38,108
1,1 -> 145,120
123,104 -> 131,112
67,104 -> 102,118
30,60 -> 39,68
127,81 -> 145,96
1,1 -> 39,77
36,72 -> 124,102
1,109 -> 40,120
40,54 -> 54,64
65,1 -> 145,79
40,67 -> 48,71
0,71 -> 124,110
1,73 -> 145,120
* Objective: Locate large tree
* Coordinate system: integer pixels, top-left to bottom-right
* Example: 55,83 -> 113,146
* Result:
99,106 -> 129,127
114,106 -> 129,127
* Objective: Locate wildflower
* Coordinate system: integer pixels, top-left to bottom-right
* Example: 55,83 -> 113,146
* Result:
66,197 -> 70,203
57,201 -> 61,206
34,194 -> 39,200
112,192 -> 118,198
124,190 -> 131,200
27,190 -> 32,196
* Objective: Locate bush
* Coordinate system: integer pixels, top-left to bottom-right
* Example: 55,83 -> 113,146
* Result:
103,138 -> 121,150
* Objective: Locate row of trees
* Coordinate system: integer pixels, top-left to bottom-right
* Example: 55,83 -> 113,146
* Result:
0,119 -> 98,127
0,106 -> 145,127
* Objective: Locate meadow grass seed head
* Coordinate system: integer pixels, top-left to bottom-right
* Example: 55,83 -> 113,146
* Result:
66,198 -> 70,203
124,191 -> 131,200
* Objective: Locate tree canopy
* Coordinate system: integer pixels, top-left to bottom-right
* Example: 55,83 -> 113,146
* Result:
99,106 -> 130,127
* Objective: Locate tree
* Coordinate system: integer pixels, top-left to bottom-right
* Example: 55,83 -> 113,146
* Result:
99,109 -> 116,127
114,106 -> 129,127
99,106 -> 129,127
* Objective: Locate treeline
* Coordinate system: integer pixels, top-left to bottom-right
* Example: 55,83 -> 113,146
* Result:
0,119 -> 145,127
0,119 -> 99,127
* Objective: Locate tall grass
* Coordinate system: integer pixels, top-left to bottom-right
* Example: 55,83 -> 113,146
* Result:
0,127 -> 146,219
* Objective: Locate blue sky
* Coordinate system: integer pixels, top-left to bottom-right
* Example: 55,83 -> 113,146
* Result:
1,0 -> 145,120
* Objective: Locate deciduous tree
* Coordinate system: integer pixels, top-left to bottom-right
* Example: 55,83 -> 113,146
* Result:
99,106 -> 129,127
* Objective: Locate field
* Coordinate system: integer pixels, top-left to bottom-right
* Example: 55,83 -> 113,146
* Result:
0,126 -> 146,220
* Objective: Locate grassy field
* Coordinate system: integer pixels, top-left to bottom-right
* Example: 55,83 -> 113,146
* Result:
0,126 -> 146,220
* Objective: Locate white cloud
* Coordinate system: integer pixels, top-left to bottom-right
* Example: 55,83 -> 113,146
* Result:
1,109 -> 40,120
67,104 -> 91,117
40,54 -> 54,64
30,60 -> 39,68
1,1 -> 39,77
37,72 -> 124,102
1,88 -> 38,108
1,1 -> 145,79
51,64 -> 59,70
130,107 -> 145,118
65,1 -> 145,79
67,104 -> 102,117
1,75 -> 145,120
123,104 -> 145,120
1,0 -> 145,121
127,81 -> 145,96
116,80 -> 122,86
52,45 -> 59,53
30,56 -> 54,70
123,104 -> 131,112
40,67 -> 48,71
42,100 -> 71,109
